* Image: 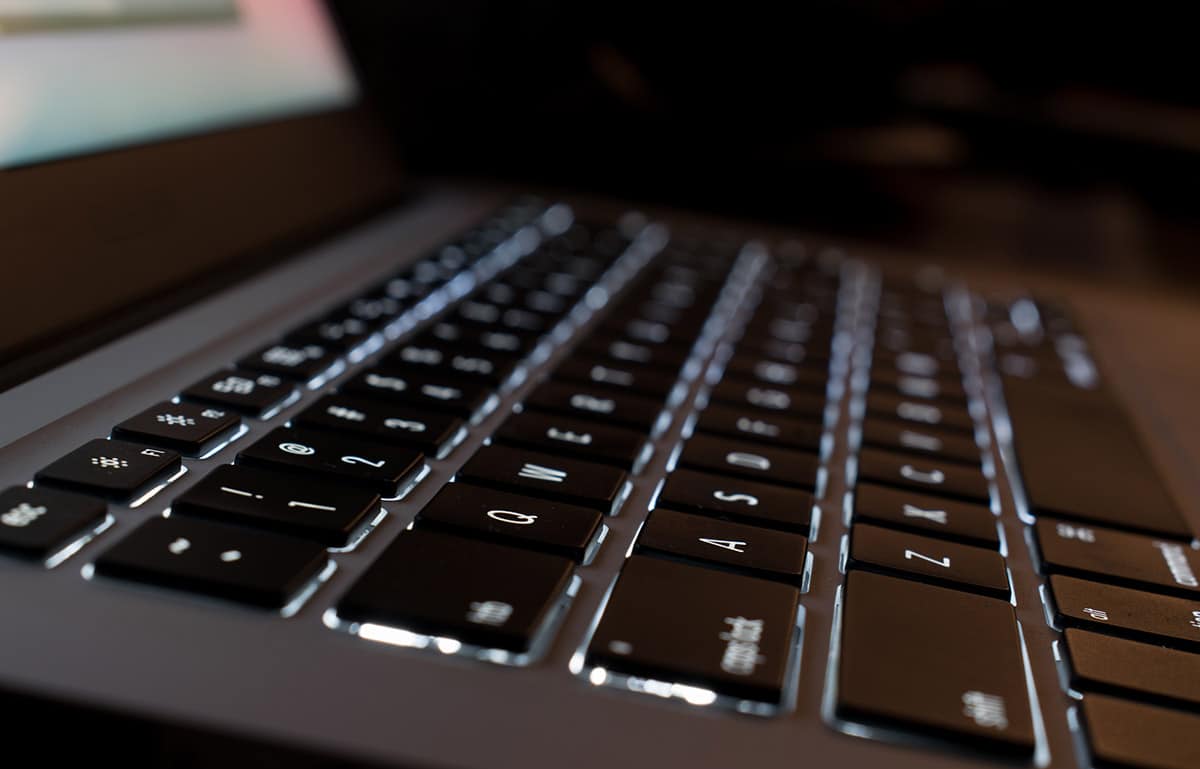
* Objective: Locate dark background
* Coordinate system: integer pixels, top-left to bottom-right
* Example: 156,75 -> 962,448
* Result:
329,1 -> 1200,292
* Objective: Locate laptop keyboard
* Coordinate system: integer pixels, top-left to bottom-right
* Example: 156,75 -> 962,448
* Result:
3,199 -> 1199,769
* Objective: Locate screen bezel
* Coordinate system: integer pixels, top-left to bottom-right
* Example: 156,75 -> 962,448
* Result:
0,103 -> 404,392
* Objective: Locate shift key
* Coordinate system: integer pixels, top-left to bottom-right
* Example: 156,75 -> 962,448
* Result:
837,571 -> 1035,756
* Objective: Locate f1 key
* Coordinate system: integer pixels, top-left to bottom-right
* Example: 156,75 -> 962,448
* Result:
837,571 -> 1035,756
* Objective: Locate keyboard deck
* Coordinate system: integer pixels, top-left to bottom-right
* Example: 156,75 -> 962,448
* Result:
0,195 -> 1195,769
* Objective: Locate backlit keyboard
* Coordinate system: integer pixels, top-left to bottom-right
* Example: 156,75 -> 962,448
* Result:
4,199 -> 1197,769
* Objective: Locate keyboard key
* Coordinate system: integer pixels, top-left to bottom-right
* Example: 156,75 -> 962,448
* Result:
1003,376 -> 1191,539
181,369 -> 297,418
867,391 -> 975,433
1080,694 -> 1200,769
709,380 -> 826,419
580,337 -> 690,371
237,428 -> 425,497
657,469 -> 813,532
637,509 -> 808,584
872,370 -> 966,405
853,482 -> 999,549
456,446 -> 628,515
586,555 -> 800,703
387,342 -> 520,384
427,322 -> 537,355
35,439 -> 181,502
237,342 -> 339,382
848,523 -> 1010,599
723,357 -> 828,391
676,434 -> 820,489
417,484 -> 602,561
861,418 -> 981,464
1035,518 -> 1200,598
1049,574 -> 1200,649
1063,628 -> 1200,709
0,486 -> 107,559
857,447 -> 990,504
837,571 -> 1034,756
524,380 -> 666,433
341,368 -> 497,420
294,394 -> 465,458
171,465 -> 381,547
112,401 -> 241,457
694,404 -> 823,453
337,529 -> 574,653
494,410 -> 648,470
555,359 -> 679,399
287,315 -> 374,351
93,516 -> 328,608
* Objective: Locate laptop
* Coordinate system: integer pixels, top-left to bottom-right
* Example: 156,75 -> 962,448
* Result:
1,3 -> 1198,768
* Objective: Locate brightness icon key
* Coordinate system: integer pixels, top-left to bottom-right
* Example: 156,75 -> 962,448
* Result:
113,400 -> 242,457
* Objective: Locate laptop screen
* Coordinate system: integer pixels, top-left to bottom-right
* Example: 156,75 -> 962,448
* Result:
0,0 -> 356,169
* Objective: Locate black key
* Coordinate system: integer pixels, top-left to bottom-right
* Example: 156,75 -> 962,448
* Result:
456,446 -> 628,515
709,380 -> 826,419
853,482 -> 1000,549
385,343 -> 519,384
657,469 -> 813,532
171,465 -> 381,547
1004,375 -> 1192,540
93,516 -> 327,608
837,571 -> 1034,756
555,359 -> 679,399
1080,694 -> 1200,769
341,368 -> 497,420
1035,518 -> 1200,598
294,394 -> 465,458
35,439 -> 181,502
524,380 -> 667,434
181,369 -> 297,418
586,555 -> 800,704
417,484 -> 602,561
848,523 -> 1010,599
287,315 -> 374,351
336,529 -> 574,652
1049,574 -> 1200,649
867,391 -> 975,434
862,419 -> 981,464
427,322 -> 536,355
857,447 -> 990,504
723,357 -> 828,391
495,410 -> 649,470
0,486 -> 107,559
694,404 -> 823,453
871,368 -> 966,403
676,434 -> 820,489
1063,628 -> 1200,710
874,348 -> 955,376
112,401 -> 241,457
637,509 -> 808,584
581,338 -> 690,371
237,342 -> 340,382
454,301 -> 550,333
237,428 -> 425,497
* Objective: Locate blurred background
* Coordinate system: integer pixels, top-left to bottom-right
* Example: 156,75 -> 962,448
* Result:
330,1 -> 1200,293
